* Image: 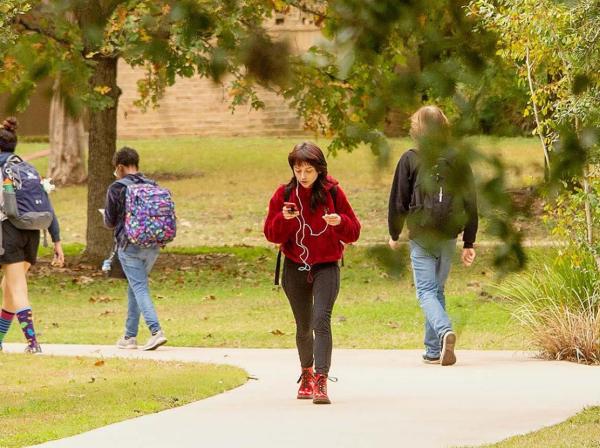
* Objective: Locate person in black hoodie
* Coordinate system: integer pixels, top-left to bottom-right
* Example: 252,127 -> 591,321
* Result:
388,106 -> 478,366
104,147 -> 167,351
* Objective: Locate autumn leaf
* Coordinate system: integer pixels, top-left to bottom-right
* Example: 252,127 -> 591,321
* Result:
93,85 -> 112,95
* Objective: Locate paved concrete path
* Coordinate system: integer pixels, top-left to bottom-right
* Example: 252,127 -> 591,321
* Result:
5,344 -> 600,448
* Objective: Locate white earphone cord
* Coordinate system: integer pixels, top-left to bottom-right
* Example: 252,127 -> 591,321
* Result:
294,184 -> 328,272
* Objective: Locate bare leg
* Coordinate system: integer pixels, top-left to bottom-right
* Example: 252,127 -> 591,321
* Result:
2,262 -> 30,311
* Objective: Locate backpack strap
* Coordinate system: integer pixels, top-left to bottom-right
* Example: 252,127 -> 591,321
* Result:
274,248 -> 283,286
1,153 -> 23,177
116,177 -> 135,187
1,154 -> 22,165
330,185 -> 338,211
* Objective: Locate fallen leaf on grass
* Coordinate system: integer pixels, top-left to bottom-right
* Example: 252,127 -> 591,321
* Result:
387,321 -> 400,329
270,329 -> 286,336
73,276 -> 94,285
89,296 -> 114,304
94,360 -> 105,367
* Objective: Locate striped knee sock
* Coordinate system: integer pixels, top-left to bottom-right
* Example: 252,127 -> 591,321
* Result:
0,309 -> 15,347
16,308 -> 38,348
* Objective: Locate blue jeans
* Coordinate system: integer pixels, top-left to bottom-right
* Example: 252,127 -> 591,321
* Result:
409,238 -> 455,358
118,245 -> 161,337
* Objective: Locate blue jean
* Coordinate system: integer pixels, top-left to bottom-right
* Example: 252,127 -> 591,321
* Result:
409,238 -> 455,358
118,245 -> 161,337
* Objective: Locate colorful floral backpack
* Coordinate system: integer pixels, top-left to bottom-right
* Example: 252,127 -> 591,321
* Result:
117,178 -> 176,247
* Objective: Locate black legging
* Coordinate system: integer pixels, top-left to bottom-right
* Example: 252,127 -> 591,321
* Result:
282,257 -> 340,375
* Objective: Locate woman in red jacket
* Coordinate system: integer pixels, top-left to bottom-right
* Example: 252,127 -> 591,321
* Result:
264,142 -> 361,405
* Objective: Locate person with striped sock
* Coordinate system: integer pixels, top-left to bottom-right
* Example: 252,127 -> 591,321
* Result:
0,308 -> 14,351
0,117 -> 64,354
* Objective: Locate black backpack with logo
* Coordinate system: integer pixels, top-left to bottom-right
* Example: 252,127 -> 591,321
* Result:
408,149 -> 467,239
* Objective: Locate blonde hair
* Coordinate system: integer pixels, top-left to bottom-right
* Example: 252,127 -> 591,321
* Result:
409,105 -> 449,141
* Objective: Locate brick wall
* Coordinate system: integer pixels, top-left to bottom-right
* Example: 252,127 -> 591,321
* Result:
117,11 -> 322,139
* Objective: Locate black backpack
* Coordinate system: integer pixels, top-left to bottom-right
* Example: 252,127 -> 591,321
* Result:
273,185 -> 339,285
409,149 -> 467,238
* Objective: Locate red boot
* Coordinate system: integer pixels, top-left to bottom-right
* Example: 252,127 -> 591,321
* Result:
297,367 -> 315,399
313,373 -> 331,404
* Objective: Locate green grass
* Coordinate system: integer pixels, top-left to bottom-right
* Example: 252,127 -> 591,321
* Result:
3,244 -> 526,349
0,354 -> 246,448
472,407 -> 600,447
17,136 -> 548,247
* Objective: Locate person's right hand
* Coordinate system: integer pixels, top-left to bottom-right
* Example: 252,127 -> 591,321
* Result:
282,206 -> 299,220
388,238 -> 400,250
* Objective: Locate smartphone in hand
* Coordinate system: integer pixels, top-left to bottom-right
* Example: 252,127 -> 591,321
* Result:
283,202 -> 297,213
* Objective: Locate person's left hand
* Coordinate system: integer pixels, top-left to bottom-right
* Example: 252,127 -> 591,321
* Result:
323,213 -> 342,226
52,241 -> 65,268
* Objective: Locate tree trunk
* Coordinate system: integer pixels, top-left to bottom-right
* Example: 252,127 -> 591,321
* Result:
48,79 -> 87,185
525,47 -> 551,181
84,56 -> 120,262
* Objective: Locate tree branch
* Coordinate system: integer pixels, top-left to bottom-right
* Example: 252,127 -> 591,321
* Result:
285,1 -> 329,21
525,46 -> 551,174
15,15 -> 72,48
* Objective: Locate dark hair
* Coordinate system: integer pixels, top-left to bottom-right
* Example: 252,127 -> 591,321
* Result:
286,142 -> 329,210
113,146 -> 139,168
0,117 -> 18,153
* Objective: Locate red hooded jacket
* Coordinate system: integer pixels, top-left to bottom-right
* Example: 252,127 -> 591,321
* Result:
264,176 -> 361,265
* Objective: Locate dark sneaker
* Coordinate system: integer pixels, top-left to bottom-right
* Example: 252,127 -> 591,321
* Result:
297,367 -> 315,399
441,331 -> 457,366
313,374 -> 331,405
422,354 -> 441,364
25,343 -> 42,354
141,330 -> 167,351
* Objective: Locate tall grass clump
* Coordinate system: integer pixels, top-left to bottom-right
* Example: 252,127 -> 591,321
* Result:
497,247 -> 600,364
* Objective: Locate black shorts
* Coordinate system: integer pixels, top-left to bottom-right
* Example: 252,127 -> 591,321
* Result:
0,220 -> 40,266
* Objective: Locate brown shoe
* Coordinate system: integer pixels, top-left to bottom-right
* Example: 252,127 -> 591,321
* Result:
441,331 -> 457,366
313,374 -> 331,405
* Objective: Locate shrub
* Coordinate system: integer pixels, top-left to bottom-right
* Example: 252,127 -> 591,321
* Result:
497,247 -> 600,364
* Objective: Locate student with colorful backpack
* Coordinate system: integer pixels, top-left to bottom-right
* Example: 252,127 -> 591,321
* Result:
264,142 -> 361,404
388,106 -> 478,366
0,117 -> 64,354
104,146 -> 176,351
